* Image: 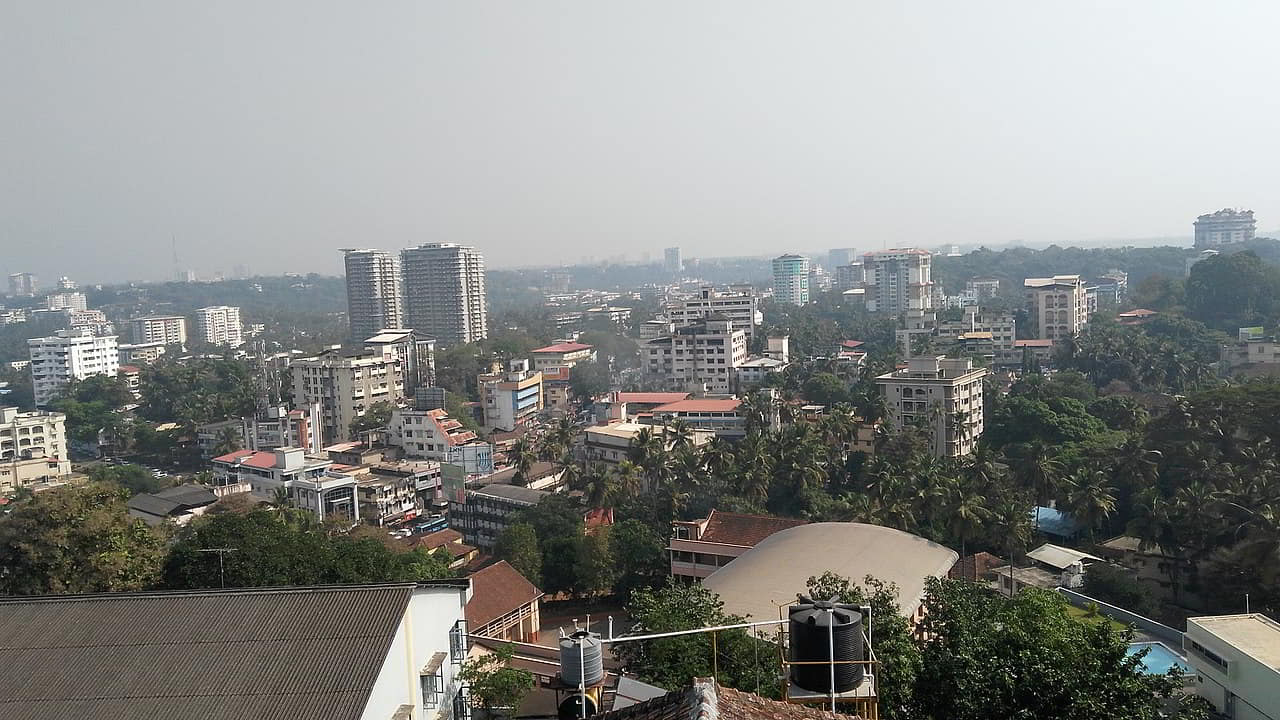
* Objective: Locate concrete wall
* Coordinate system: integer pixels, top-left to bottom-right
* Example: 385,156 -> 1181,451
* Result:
1056,587 -> 1182,646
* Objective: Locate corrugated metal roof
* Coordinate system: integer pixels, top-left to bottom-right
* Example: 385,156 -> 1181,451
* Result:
0,584 -> 418,720
1026,543 -> 1102,570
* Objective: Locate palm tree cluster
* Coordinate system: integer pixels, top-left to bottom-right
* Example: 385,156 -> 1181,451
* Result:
1056,315 -> 1220,393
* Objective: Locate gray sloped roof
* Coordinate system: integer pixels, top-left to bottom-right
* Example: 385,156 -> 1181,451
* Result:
0,584 -> 418,720
126,484 -> 218,518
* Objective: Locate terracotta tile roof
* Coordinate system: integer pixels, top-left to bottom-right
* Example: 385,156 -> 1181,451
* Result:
652,399 -> 742,414
699,510 -> 807,546
417,528 -> 464,549
466,561 -> 543,632
948,551 -> 1004,581
210,448 -> 254,464
596,677 -> 855,720
531,342 -> 594,354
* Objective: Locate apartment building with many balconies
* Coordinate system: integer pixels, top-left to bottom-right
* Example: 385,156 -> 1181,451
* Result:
862,248 -> 934,314
129,315 -> 187,346
341,248 -> 403,342
876,355 -> 987,458
642,317 -> 748,395
289,346 -> 406,444
1024,275 -> 1090,340
401,243 -> 488,346
665,286 -> 762,340
27,329 -> 119,406
0,406 -> 71,494
194,306 -> 243,347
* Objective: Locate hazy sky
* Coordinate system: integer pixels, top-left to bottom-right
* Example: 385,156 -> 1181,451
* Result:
4,2 -> 1280,284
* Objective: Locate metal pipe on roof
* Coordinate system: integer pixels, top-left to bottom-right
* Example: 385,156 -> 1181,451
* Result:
604,618 -> 785,644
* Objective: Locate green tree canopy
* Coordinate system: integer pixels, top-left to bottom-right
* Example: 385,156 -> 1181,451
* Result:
138,358 -> 257,426
163,508 -> 451,589
494,523 -> 543,588
0,483 -> 168,594
912,578 -> 1193,720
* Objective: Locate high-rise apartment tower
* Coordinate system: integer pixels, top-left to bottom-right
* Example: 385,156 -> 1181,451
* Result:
342,249 -> 403,341
401,243 -> 487,346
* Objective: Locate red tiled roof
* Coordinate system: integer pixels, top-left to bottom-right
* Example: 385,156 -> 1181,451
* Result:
949,551 -> 1004,581
652,399 -> 742,414
417,528 -> 463,549
839,340 -> 865,348
614,392 -> 691,405
118,365 -> 141,374
1119,308 -> 1158,317
699,510 -> 806,546
531,342 -> 593,354
211,449 -> 254,464
466,561 -> 543,631
210,449 -> 282,469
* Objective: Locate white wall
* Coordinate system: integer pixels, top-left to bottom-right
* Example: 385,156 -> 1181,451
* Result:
362,584 -> 471,720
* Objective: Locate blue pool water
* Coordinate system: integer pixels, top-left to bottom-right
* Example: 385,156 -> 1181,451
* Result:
1127,642 -> 1191,675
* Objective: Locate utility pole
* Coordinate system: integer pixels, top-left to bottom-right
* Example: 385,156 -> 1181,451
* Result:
197,548 -> 238,589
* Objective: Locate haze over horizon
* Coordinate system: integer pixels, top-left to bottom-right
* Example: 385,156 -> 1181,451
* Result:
4,2 -> 1279,285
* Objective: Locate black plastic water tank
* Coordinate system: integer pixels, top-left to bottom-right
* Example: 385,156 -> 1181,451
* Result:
789,599 -> 865,692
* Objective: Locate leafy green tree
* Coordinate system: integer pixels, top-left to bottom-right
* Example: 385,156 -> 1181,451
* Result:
163,508 -> 451,588
1082,563 -> 1156,616
574,527 -> 615,596
912,578 -> 1189,720
87,463 -> 173,496
0,483 -> 168,594
139,358 -> 257,426
513,494 -> 585,594
569,360 -> 611,401
610,518 -> 669,601
459,644 -> 535,713
0,366 -> 36,410
495,523 -> 543,587
1186,250 -> 1280,329
802,372 -> 850,407
618,579 -> 780,698
349,400 -> 394,438
51,374 -> 134,443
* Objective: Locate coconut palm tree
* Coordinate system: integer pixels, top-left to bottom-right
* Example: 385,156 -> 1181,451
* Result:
509,437 -> 537,487
1063,469 -> 1117,543
990,494 -> 1033,596
614,460 -> 644,497
948,490 -> 992,579
578,465 -> 618,510
212,425 -> 244,456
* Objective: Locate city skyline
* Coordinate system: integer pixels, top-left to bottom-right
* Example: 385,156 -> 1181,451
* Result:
5,3 -> 1280,284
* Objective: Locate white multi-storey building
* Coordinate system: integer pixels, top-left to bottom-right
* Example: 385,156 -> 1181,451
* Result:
771,254 -> 810,306
862,249 -> 934,314
341,248 -> 403,341
44,292 -> 87,311
965,277 -> 1001,300
27,329 -> 119,406
876,355 -> 987,458
1194,208 -> 1256,249
210,447 -> 359,524
194,306 -> 244,347
935,308 -> 1017,355
1024,275 -> 1090,341
1184,613 -> 1280,720
289,346 -> 407,444
664,246 -> 683,273
130,315 -> 187,346
643,317 -> 748,395
0,407 -> 72,494
8,273 -> 36,297
666,286 -> 762,340
401,243 -> 488,346
478,360 -> 543,432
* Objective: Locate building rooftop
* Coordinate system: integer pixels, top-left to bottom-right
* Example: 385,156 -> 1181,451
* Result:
612,392 -> 692,405
0,583 -> 465,720
472,483 -> 549,505
738,356 -> 787,368
466,561 -> 543,632
1026,543 -> 1102,570
1188,614 -> 1280,669
531,342 -> 594,354
126,484 -> 218,521
1032,506 -> 1081,538
484,462 -> 561,486
697,510 -> 807,546
1013,339 -> 1054,348
652,399 -> 742,414
211,448 -> 329,471
1023,275 -> 1082,288
596,677 -> 853,720
702,522 -> 957,619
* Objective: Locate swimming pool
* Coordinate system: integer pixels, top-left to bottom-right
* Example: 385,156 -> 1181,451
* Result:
1127,642 -> 1192,675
